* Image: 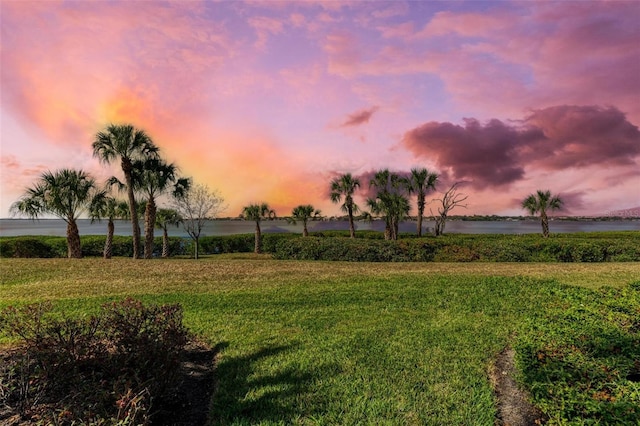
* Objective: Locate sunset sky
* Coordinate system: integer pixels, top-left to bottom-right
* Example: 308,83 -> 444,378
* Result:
1,0 -> 639,219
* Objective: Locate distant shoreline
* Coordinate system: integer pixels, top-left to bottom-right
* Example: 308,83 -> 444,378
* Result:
1,217 -> 638,238
1,216 -> 638,222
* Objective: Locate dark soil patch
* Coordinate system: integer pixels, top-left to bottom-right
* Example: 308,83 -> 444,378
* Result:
489,346 -> 547,426
152,341 -> 217,425
0,341 -> 218,426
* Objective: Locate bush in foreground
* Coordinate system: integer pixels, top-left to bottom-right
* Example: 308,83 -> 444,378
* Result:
0,298 -> 188,424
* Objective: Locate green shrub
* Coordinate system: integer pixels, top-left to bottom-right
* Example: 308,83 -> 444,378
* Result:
262,233 -> 299,253
198,234 -> 254,254
0,298 -> 189,424
0,237 -> 58,258
80,235 -> 108,257
196,233 -> 299,255
433,244 -> 480,262
274,237 -> 440,262
531,239 -> 564,262
570,242 -> 606,262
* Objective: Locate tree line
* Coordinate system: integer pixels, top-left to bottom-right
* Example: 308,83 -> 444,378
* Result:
11,123 -> 564,258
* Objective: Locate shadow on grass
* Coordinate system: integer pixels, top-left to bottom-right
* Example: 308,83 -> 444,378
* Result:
210,343 -> 331,424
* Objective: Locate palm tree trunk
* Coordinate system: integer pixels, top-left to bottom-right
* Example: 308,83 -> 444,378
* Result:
162,227 -> 169,258
541,211 -> 550,238
384,217 -> 391,240
255,223 -> 262,253
417,203 -> 424,237
144,197 -> 156,259
66,220 -> 82,259
104,219 -> 114,259
392,217 -> 399,241
348,206 -> 356,238
303,221 -> 309,237
123,161 -> 141,259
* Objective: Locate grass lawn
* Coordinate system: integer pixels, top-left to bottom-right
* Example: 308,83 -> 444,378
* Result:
1,257 -> 639,425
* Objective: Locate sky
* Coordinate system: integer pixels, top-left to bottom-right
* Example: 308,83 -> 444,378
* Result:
1,0 -> 639,219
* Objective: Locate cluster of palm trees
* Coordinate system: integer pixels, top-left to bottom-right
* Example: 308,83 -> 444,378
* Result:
12,124 -> 191,259
329,168 -> 439,241
241,168 -> 439,255
326,170 -> 563,240
92,124 -> 190,259
11,122 -> 564,259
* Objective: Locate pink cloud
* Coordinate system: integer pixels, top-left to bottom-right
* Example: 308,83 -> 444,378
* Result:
324,30 -> 442,78
427,2 -> 640,122
417,11 -> 506,38
1,155 -> 20,170
371,2 -> 409,19
334,2 -> 640,125
377,22 -> 415,39
290,12 -> 306,27
324,32 -> 365,77
248,16 -> 285,48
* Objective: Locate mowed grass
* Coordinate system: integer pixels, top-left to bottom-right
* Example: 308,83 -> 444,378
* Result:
1,257 -> 639,425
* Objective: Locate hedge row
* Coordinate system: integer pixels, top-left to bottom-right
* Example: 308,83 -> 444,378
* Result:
0,233 -> 290,258
273,233 -> 640,262
0,236 -> 186,258
1,232 -> 638,262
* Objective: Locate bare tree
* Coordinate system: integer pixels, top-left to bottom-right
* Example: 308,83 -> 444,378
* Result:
172,183 -> 225,259
430,182 -> 468,236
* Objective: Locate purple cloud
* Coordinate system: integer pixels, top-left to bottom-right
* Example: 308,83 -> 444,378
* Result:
402,118 -> 541,189
523,105 -> 640,169
340,106 -> 379,127
402,105 -> 640,189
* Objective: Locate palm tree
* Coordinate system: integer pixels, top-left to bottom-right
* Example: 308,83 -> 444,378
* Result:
288,205 -> 321,237
242,203 -> 275,253
522,190 -> 563,238
155,208 -> 183,258
403,168 -> 438,237
330,173 -> 361,238
89,192 -> 129,259
368,169 -> 410,240
368,169 -> 393,239
11,169 -> 98,258
130,158 -> 190,259
92,124 -> 159,259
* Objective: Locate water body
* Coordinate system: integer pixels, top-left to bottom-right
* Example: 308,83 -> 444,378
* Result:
0,218 -> 637,238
